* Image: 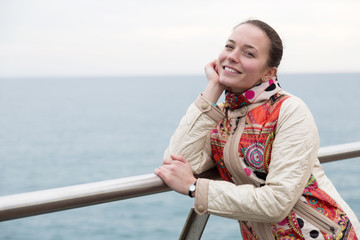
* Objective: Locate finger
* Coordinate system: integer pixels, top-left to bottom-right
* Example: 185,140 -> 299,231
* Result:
209,59 -> 218,69
162,158 -> 174,165
170,155 -> 187,163
214,60 -> 219,73
154,167 -> 167,180
204,61 -> 220,80
205,61 -> 216,72
154,167 -> 162,176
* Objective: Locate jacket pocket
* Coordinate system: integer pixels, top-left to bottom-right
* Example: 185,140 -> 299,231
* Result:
293,200 -> 341,240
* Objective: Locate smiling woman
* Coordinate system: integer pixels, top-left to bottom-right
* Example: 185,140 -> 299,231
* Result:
154,19 -> 360,239
217,21 -> 278,92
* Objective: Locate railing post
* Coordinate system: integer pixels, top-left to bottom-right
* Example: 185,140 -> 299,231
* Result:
179,208 -> 210,240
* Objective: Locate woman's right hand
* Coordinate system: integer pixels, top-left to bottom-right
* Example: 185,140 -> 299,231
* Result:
203,60 -> 226,104
204,60 -> 220,84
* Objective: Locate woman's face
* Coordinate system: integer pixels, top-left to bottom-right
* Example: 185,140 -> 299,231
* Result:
218,23 -> 275,93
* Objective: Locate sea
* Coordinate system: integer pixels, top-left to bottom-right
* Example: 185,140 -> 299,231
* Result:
0,73 -> 359,240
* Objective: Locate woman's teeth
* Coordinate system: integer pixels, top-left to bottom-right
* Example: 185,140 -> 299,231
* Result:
224,66 -> 239,73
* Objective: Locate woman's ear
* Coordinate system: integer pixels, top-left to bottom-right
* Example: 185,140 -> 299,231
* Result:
262,67 -> 277,82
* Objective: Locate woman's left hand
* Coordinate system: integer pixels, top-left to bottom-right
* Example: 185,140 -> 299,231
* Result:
154,155 -> 197,196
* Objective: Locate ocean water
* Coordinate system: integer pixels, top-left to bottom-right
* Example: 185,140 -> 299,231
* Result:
0,74 -> 359,239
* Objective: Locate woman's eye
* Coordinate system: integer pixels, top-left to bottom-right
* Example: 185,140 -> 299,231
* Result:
243,51 -> 255,57
225,44 -> 234,49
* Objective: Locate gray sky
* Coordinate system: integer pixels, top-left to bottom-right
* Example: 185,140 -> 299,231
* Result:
1,0 -> 359,78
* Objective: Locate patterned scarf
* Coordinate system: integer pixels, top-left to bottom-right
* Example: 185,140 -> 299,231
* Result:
221,78 -> 282,135
211,78 -> 283,181
224,78 -> 281,110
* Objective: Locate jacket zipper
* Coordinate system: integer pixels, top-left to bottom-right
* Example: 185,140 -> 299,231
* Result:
293,200 -> 340,239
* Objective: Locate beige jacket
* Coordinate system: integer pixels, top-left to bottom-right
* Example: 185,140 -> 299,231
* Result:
164,92 -> 360,238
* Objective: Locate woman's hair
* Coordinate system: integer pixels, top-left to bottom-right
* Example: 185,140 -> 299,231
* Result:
235,20 -> 283,68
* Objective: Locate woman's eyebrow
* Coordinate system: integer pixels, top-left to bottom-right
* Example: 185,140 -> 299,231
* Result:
227,39 -> 257,51
243,44 -> 257,51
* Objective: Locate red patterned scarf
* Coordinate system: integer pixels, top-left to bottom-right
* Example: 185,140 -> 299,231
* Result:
224,78 -> 281,110
211,78 -> 282,181
221,78 -> 282,135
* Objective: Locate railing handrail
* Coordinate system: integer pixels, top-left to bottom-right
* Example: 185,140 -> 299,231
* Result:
1,141 -> 360,222
318,141 -> 360,162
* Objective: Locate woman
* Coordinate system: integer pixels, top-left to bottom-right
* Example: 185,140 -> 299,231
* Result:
154,20 -> 360,239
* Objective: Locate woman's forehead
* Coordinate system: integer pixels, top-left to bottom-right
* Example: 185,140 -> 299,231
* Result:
229,24 -> 270,51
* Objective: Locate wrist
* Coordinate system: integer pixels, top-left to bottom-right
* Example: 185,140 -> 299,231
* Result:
202,82 -> 224,104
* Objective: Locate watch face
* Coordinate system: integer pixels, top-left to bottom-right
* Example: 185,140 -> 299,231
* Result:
189,185 -> 196,192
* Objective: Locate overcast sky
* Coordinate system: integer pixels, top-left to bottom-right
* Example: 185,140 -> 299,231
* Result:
1,0 -> 359,78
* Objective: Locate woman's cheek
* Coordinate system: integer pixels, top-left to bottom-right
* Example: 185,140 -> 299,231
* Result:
241,61 -> 258,73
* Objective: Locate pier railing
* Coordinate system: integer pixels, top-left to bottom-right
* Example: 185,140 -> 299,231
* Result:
1,141 -> 360,223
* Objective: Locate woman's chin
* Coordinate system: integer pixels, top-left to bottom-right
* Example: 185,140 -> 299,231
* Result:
219,78 -> 235,92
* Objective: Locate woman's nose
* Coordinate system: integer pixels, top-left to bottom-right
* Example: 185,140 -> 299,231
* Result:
227,50 -> 240,63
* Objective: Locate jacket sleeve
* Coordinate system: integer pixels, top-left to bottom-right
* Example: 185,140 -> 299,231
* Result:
163,95 -> 224,174
195,96 -> 320,223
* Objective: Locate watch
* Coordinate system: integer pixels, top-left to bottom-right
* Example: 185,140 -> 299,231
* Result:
188,181 -> 197,198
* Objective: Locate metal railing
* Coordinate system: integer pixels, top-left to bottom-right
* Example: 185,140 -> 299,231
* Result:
1,141 -> 360,223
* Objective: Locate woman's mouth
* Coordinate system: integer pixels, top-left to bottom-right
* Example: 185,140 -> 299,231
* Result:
223,66 -> 241,74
